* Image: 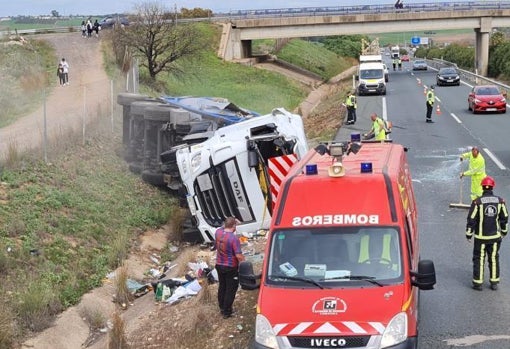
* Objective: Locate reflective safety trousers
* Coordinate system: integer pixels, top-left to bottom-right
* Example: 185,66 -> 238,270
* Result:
461,152 -> 486,200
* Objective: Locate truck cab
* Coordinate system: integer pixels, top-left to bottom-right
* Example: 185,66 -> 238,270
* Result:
164,107 -> 309,243
240,140 -> 436,349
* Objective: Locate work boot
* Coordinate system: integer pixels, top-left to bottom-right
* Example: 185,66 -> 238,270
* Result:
472,283 -> 483,291
490,283 -> 498,291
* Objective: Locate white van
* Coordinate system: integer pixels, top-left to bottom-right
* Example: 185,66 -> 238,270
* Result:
356,62 -> 387,95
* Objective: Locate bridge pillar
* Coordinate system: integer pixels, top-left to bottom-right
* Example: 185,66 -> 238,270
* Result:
222,27 -> 252,61
475,17 -> 492,77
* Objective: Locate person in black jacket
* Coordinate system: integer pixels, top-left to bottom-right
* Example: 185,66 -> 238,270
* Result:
466,176 -> 508,291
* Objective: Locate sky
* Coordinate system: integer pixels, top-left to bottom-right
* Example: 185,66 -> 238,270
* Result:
1,0 -> 464,17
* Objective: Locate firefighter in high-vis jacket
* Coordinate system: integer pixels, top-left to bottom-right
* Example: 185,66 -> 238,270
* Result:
460,146 -> 486,200
466,176 -> 508,291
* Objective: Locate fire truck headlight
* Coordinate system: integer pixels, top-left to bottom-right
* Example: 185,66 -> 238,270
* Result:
190,153 -> 202,172
380,312 -> 407,348
255,314 -> 278,349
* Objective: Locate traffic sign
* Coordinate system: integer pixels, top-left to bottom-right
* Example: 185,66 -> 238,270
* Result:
411,36 -> 420,45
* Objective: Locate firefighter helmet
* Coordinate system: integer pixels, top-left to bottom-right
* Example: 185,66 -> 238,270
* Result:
481,176 -> 495,189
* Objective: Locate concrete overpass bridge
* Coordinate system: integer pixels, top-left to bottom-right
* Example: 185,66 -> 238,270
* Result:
217,1 -> 510,76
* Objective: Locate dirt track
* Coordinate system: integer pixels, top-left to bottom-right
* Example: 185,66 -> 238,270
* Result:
0,33 -> 111,162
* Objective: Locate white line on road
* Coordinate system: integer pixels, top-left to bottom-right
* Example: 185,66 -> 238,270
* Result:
451,113 -> 462,123
483,147 -> 506,170
382,96 -> 387,121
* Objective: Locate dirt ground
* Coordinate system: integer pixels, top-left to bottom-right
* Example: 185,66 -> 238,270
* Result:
16,31 -> 471,349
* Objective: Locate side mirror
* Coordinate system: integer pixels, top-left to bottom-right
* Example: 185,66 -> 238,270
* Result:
411,259 -> 436,290
239,261 -> 261,290
355,75 -> 359,81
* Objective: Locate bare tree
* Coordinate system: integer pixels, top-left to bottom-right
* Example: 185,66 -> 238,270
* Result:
116,2 -> 206,81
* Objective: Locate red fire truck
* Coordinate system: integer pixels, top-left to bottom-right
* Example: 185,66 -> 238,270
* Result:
240,140 -> 436,349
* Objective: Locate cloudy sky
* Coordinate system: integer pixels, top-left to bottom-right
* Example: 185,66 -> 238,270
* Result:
2,0 -> 462,17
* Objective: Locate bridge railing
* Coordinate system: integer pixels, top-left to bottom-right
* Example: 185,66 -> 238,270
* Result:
428,58 -> 510,93
221,1 -> 510,20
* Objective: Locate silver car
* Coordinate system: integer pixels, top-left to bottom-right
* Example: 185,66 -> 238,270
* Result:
412,59 -> 428,71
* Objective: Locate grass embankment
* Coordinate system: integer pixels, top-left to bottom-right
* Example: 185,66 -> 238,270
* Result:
0,39 -> 55,128
0,23 -> 353,347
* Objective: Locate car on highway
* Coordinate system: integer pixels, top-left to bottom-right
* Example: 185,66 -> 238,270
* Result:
436,67 -> 460,86
412,59 -> 428,70
467,85 -> 507,114
401,54 -> 410,62
99,15 -> 129,29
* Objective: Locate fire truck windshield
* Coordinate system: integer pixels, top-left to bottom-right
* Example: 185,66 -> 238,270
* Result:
266,227 -> 403,286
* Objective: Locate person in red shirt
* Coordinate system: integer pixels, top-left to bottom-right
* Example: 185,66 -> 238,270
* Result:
215,217 -> 245,318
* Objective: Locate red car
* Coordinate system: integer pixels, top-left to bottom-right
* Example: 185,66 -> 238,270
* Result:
401,55 -> 410,62
468,85 -> 507,114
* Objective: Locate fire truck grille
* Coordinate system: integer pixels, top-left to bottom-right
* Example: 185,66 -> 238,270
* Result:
193,158 -> 254,227
287,335 -> 370,348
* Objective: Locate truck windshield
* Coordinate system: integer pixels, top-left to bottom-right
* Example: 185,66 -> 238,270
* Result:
266,227 -> 403,287
360,69 -> 384,79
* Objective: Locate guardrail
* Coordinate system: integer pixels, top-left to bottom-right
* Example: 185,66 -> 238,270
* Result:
428,58 -> 510,93
220,1 -> 510,19
0,26 -> 80,37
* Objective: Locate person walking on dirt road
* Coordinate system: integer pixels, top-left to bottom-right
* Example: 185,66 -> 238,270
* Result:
60,58 -> 69,85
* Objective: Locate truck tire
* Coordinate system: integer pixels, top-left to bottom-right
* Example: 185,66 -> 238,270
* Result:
128,162 -> 143,174
141,170 -> 166,187
181,227 -> 204,244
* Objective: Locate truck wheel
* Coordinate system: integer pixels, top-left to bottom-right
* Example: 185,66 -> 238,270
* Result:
141,170 -> 166,187
128,162 -> 143,174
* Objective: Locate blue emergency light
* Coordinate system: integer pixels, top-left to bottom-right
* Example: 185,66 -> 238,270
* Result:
351,133 -> 361,143
306,164 -> 318,175
361,162 -> 373,173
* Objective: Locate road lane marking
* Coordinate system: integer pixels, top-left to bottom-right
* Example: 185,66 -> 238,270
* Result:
444,334 -> 510,346
451,113 -> 462,123
382,96 -> 387,121
483,147 -> 506,170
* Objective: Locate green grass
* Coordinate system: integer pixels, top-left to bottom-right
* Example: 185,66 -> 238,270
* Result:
0,134 -> 173,340
277,39 -> 350,80
162,53 -> 306,114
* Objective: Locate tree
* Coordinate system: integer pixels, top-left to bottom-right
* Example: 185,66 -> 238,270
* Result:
114,1 -> 206,81
51,10 -> 59,17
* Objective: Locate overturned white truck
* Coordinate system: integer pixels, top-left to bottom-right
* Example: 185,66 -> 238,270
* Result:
117,94 -> 309,243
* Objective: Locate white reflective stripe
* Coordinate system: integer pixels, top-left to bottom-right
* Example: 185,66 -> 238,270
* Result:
369,322 -> 385,334
273,324 -> 287,335
288,322 -> 313,335
314,322 -> 341,334
343,321 -> 367,334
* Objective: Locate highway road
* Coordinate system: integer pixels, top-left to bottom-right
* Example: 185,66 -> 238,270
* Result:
337,59 -> 510,348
